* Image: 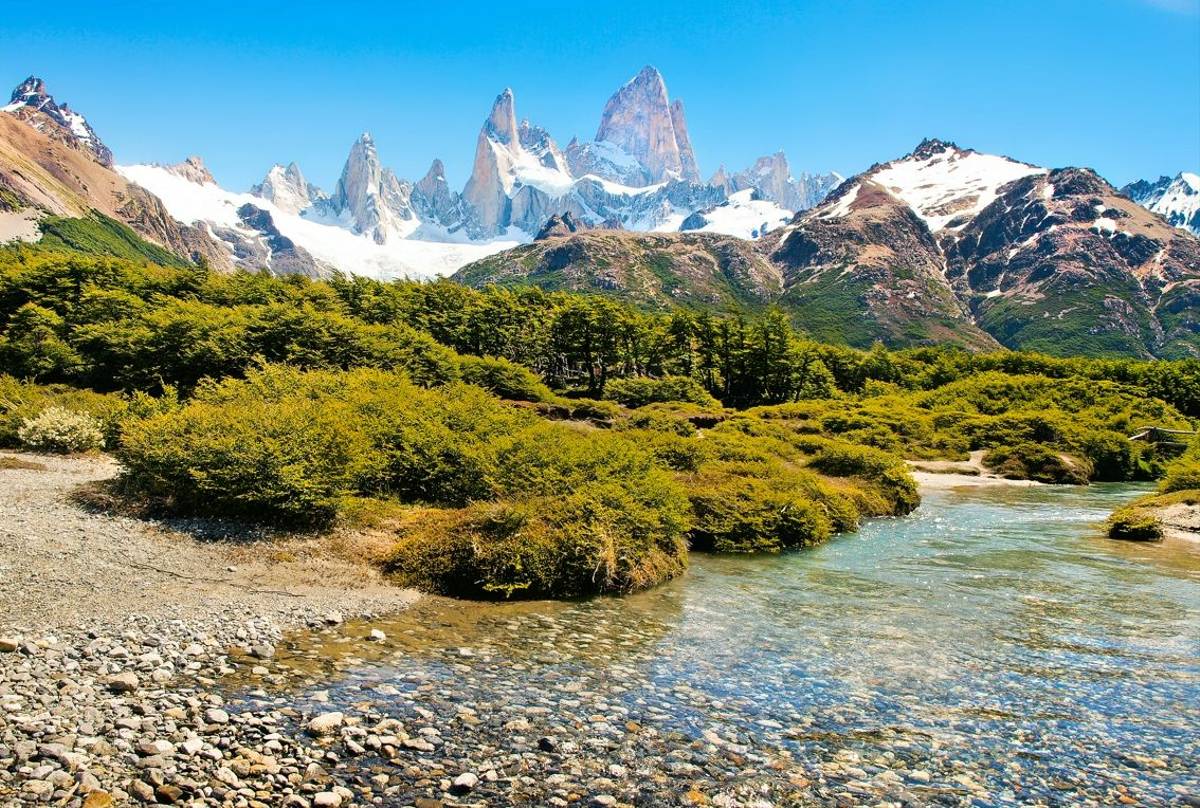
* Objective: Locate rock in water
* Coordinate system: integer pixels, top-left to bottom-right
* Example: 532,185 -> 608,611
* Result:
307,711 -> 345,736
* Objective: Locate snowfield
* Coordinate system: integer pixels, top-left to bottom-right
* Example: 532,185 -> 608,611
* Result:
871,148 -> 1045,232
118,164 -> 521,279
681,189 -> 794,239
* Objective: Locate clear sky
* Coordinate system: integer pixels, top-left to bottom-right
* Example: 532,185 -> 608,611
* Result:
3,0 -> 1197,192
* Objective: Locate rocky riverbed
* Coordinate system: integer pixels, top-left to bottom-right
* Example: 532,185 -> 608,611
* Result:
3,453 -> 1198,807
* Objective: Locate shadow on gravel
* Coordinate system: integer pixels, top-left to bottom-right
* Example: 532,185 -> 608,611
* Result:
69,478 -> 305,544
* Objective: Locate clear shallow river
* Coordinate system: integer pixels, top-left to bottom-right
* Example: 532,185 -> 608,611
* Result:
254,483 -> 1200,806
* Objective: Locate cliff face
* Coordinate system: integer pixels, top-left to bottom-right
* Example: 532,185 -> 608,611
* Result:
592,66 -> 697,184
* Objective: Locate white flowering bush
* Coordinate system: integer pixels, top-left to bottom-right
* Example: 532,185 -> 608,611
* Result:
17,407 -> 104,454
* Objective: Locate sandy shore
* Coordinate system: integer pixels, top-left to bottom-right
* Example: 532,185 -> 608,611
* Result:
907,450 -> 1042,492
0,450 -> 419,633
1153,501 -> 1200,544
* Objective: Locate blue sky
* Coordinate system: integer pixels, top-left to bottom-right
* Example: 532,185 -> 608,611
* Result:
3,0 -> 1197,191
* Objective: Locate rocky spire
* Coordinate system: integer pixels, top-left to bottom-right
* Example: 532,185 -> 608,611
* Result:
594,66 -> 688,183
331,133 -> 415,244
463,90 -> 525,236
669,100 -> 700,183
251,162 -> 326,214
518,119 -> 568,173
484,89 -> 519,146
8,76 -> 47,106
165,155 -> 215,185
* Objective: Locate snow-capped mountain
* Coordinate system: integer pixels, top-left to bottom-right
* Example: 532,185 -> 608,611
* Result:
4,69 -> 838,279
117,159 -> 518,278
1122,172 -> 1200,235
709,153 -> 842,213
249,162 -> 327,215
762,138 -> 1200,356
460,137 -> 1200,357
679,189 -> 793,239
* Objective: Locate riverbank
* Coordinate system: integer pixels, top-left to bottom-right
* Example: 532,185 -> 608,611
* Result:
0,449 -> 422,806
907,450 -> 1042,491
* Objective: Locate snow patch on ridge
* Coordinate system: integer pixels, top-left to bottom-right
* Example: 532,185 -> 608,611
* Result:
118,164 -> 519,279
872,148 -> 1045,233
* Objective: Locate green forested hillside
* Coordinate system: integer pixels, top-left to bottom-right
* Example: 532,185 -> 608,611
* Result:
1,243 -> 1196,598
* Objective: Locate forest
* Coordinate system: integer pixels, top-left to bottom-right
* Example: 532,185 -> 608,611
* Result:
2,243 -> 1197,597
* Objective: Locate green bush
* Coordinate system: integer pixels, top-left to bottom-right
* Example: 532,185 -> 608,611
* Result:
17,406 -> 104,453
982,443 -> 1090,485
603,375 -> 719,409
458,355 -> 552,402
684,470 -> 834,553
0,375 -> 131,449
387,476 -> 690,599
1107,506 -> 1164,541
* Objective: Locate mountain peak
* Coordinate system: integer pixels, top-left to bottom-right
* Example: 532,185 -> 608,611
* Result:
595,66 -> 693,183
629,65 -> 665,88
165,155 -> 215,185
9,75 -> 47,105
422,158 -> 446,183
485,88 -> 518,145
910,138 -> 962,160
3,74 -> 113,167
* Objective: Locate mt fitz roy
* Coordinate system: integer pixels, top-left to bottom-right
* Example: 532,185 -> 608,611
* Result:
118,66 -> 844,278
0,67 -> 1195,292
301,66 -> 841,242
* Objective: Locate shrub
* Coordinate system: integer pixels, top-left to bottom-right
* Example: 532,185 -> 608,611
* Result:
458,355 -> 552,402
17,407 -> 104,453
982,443 -> 1091,485
684,470 -> 834,553
1160,454 -> 1200,494
1107,505 -> 1164,541
803,439 -> 920,515
387,476 -> 691,599
603,375 -> 719,409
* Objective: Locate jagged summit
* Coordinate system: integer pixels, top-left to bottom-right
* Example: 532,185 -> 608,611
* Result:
910,138 -> 962,159
164,155 -> 215,185
590,64 -> 698,184
535,211 -> 587,240
485,89 -> 519,145
250,161 -> 325,215
2,75 -> 113,166
8,76 -> 47,105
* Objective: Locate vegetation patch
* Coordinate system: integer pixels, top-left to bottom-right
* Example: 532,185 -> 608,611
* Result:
38,212 -> 190,267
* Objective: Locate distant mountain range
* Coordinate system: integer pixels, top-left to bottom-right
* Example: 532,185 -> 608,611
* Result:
460,139 -> 1200,358
1,71 -> 1197,358
16,67 -> 841,278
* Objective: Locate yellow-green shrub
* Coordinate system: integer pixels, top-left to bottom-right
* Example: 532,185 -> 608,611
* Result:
387,475 -> 691,599
603,375 -> 719,409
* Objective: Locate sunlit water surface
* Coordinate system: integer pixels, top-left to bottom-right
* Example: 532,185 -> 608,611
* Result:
255,483 -> 1200,804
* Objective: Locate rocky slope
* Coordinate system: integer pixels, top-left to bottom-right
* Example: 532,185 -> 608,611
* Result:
2,76 -> 113,167
0,93 -> 232,270
458,139 -> 1200,357
454,229 -> 782,310
945,166 -> 1200,357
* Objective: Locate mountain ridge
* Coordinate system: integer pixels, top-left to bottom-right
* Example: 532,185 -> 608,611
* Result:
456,138 -> 1200,358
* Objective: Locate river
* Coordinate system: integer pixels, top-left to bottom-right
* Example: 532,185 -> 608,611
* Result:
248,482 -> 1200,806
